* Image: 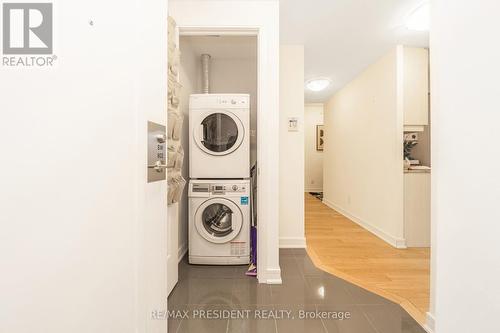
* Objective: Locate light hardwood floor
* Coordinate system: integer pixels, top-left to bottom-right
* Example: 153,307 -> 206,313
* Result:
305,194 -> 430,324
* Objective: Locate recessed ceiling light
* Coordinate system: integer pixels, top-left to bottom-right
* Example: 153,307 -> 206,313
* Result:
405,2 -> 430,31
306,78 -> 331,92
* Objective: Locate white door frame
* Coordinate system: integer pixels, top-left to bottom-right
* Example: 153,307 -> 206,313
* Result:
178,26 -> 281,284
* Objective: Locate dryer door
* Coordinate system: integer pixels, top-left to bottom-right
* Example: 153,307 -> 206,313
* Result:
194,198 -> 243,244
194,110 -> 245,156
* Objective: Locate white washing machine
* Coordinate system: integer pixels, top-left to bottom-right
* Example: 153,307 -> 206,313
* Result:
189,179 -> 250,265
189,94 -> 250,179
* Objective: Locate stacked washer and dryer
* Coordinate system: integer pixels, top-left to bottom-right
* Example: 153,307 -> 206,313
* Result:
188,56 -> 251,265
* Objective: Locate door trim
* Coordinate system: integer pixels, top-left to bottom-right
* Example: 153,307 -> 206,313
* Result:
176,18 -> 281,284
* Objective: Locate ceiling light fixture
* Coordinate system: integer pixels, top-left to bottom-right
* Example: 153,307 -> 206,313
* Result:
306,78 -> 331,92
405,2 -> 430,31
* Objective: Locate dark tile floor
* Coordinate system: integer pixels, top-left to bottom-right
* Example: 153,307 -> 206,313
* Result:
167,249 -> 426,333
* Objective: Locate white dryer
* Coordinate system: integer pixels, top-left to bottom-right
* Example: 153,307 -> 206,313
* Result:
189,94 -> 250,179
189,179 -> 250,265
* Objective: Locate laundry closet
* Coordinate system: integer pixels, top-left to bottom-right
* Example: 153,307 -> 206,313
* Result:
174,34 -> 258,274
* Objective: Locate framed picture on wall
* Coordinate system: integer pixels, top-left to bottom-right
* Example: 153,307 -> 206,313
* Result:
316,125 -> 324,151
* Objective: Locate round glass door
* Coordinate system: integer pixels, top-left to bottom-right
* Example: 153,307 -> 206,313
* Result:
194,110 -> 244,156
195,198 -> 243,244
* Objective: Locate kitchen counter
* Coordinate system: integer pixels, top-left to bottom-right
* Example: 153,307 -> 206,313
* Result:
404,172 -> 430,247
404,166 -> 431,174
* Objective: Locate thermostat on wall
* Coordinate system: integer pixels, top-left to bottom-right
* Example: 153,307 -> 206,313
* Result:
288,117 -> 299,131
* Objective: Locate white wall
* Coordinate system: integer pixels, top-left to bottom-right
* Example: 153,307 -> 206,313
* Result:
0,1 -> 168,332
177,35 -> 257,257
304,104 -> 324,192
323,47 -> 405,248
170,0 -> 281,284
279,45 -> 305,248
430,1 -> 500,332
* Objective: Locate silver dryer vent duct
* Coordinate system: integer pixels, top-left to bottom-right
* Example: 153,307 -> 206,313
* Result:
201,54 -> 211,94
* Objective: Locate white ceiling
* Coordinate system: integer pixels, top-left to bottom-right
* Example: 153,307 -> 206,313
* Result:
172,0 -> 429,102
280,0 -> 429,102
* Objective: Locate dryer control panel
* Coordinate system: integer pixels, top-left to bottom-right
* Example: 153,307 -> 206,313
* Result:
190,94 -> 249,109
216,96 -> 248,107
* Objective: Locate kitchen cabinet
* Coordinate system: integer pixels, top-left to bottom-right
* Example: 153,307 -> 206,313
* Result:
404,171 -> 430,247
401,46 -> 429,129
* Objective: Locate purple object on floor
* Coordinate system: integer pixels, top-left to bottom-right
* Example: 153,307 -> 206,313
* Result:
246,226 -> 257,276
245,264 -> 256,276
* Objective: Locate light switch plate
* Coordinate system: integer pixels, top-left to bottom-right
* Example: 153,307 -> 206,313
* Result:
288,117 -> 299,132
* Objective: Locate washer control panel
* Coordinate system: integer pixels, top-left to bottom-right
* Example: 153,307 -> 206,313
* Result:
191,182 -> 248,195
212,184 -> 246,194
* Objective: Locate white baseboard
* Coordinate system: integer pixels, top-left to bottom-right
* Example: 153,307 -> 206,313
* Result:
279,236 -> 306,248
323,198 -> 407,249
305,188 -> 323,192
424,312 -> 435,333
258,267 -> 282,284
178,243 -> 188,263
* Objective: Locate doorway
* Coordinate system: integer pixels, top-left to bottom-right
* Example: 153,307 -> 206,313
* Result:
304,103 -> 324,197
168,24 -> 280,285
177,34 -> 257,270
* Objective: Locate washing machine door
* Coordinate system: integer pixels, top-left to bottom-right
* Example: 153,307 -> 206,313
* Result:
195,198 -> 243,244
194,110 -> 245,156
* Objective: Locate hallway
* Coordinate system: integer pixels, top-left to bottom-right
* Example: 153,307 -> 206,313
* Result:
305,194 -> 430,324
